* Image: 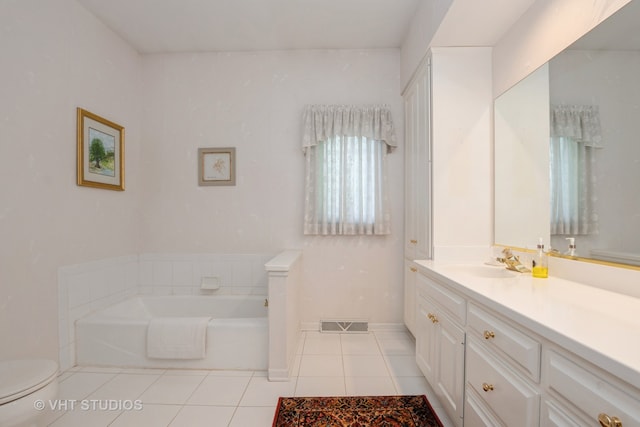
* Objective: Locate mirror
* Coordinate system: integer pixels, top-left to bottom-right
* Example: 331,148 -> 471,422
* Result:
494,0 -> 640,267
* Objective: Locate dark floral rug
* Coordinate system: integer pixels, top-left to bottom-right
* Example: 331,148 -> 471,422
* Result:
272,395 -> 444,427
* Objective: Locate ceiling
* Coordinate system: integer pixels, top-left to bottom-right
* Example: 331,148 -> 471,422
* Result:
77,0 -> 422,54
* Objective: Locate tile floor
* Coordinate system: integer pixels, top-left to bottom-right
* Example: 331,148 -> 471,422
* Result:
45,330 -> 454,426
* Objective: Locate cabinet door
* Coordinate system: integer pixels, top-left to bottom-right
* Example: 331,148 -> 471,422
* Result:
404,260 -> 417,336
403,61 -> 432,260
434,311 -> 465,426
416,296 -> 437,384
404,82 -> 418,259
414,63 -> 432,261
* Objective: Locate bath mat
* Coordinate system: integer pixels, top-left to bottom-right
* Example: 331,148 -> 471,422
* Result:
272,395 -> 444,427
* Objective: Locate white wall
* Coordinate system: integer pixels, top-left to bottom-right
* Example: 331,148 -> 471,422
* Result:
400,0 -> 453,91
0,0 -> 143,360
140,50 -> 405,326
430,47 -> 494,261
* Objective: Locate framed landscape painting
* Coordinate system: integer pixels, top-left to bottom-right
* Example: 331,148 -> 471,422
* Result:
77,108 -> 124,191
198,147 -> 236,186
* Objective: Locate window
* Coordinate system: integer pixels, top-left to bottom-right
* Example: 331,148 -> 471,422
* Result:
302,105 -> 396,235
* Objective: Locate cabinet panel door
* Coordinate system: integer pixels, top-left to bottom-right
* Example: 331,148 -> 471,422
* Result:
415,64 -> 432,261
404,83 -> 418,259
404,260 -> 417,336
416,296 -> 437,383
435,313 -> 465,426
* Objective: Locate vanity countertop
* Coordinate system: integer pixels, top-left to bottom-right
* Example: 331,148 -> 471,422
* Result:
414,259 -> 640,389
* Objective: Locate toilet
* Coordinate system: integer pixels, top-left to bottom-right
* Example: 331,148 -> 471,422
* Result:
0,359 -> 59,427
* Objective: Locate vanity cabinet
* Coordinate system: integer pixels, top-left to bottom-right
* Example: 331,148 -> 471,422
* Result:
415,273 -> 465,427
415,264 -> 640,427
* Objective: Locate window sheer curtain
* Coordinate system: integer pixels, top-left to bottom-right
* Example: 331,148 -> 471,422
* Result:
302,105 -> 396,235
549,105 -> 601,235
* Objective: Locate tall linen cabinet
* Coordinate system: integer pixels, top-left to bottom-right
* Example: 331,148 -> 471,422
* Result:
403,47 -> 493,427
403,55 -> 432,337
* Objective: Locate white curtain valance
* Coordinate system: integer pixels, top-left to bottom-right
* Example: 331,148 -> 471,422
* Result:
302,104 -> 397,154
550,105 -> 602,147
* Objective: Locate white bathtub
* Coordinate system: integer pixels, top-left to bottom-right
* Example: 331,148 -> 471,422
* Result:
75,295 -> 268,370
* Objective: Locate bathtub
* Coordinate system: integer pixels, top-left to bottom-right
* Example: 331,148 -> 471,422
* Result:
75,295 -> 268,370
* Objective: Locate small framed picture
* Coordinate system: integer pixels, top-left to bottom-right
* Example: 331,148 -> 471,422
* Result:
77,108 -> 124,191
198,147 -> 236,186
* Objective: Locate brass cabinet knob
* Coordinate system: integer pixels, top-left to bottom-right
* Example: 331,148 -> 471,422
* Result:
598,413 -> 623,427
410,239 -> 418,244
482,383 -> 494,392
410,267 -> 417,272
483,330 -> 495,340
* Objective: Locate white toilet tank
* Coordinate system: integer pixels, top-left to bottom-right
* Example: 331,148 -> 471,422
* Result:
0,359 -> 59,427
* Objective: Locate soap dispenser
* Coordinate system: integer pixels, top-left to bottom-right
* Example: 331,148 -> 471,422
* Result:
565,237 -> 577,257
532,238 -> 548,278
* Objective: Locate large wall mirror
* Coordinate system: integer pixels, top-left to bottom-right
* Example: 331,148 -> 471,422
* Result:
494,0 -> 640,267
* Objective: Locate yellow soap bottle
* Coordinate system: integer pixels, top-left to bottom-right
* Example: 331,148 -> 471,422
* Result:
532,238 -> 548,278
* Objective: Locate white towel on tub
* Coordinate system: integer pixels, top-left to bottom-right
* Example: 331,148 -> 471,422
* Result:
147,317 -> 211,359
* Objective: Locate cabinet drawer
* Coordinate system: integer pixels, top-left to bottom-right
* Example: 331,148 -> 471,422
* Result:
468,303 -> 540,380
546,350 -> 640,426
467,338 -> 539,427
416,273 -> 466,323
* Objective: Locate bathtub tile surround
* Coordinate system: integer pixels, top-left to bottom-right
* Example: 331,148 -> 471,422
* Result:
138,253 -> 275,296
58,255 -> 138,371
49,331 -> 455,427
58,253 -> 275,371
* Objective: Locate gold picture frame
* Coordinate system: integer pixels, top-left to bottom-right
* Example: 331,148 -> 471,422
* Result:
198,147 -> 236,186
77,108 -> 124,191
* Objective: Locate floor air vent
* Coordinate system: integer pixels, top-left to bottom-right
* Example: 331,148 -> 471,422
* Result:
320,320 -> 369,333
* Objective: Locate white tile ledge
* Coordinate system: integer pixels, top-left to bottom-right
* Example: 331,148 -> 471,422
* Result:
264,250 -> 302,272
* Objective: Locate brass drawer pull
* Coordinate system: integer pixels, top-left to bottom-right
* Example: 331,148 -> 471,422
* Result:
410,267 -> 417,272
598,413 -> 622,427
410,239 -> 418,244
426,313 -> 438,324
483,330 -> 495,340
482,383 -> 494,392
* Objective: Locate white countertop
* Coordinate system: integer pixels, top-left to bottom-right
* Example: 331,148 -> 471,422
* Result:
414,260 -> 640,389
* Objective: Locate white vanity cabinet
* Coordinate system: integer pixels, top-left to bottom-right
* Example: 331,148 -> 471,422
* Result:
415,272 -> 465,427
415,262 -> 640,427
